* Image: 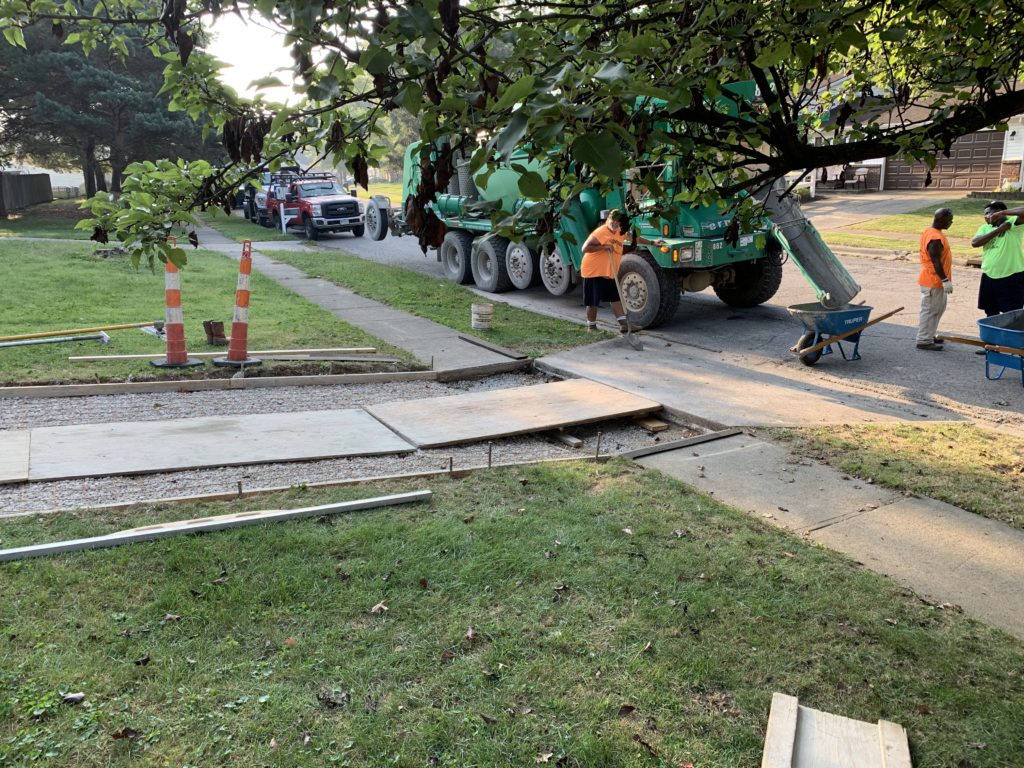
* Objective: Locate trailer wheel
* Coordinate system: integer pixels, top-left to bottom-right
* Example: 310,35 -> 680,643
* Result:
440,230 -> 474,284
539,246 -> 575,296
618,252 -> 680,329
506,241 -> 540,289
472,236 -> 514,293
713,252 -> 784,307
366,199 -> 388,241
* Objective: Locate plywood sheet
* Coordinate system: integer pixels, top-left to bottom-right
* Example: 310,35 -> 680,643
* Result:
0,430 -> 30,484
27,410 -> 413,481
366,379 -> 662,448
761,693 -> 911,768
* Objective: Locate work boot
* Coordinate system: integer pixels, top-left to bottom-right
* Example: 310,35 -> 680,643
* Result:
915,341 -> 943,351
202,320 -> 216,345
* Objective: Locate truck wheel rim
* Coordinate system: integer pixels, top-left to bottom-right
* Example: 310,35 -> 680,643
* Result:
507,244 -> 530,283
367,206 -> 378,234
620,273 -> 649,312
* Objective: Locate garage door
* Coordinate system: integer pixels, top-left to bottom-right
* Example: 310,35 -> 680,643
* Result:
884,130 -> 1005,190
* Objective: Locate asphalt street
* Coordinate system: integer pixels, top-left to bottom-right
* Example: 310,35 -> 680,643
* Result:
247,191 -> 1022,431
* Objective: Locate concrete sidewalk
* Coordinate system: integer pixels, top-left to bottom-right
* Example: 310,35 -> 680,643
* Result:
199,226 -> 521,375
196,224 -> 1024,640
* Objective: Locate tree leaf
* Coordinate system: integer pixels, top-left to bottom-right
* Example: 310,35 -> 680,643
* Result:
518,171 -> 547,199
495,112 -> 529,161
571,131 -> 623,178
491,74 -> 536,112
594,61 -> 627,82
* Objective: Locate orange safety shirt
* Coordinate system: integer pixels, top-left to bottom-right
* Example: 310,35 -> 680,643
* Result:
918,226 -> 952,289
580,225 -> 626,278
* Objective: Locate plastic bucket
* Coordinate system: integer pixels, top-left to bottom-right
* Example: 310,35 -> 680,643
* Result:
470,303 -> 494,330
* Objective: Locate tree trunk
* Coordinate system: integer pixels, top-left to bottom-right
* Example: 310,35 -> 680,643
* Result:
83,140 -> 97,198
109,158 -> 125,194
94,164 -> 107,193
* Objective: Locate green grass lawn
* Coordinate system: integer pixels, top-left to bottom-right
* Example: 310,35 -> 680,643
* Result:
1,462 -> 1021,767
364,182 -> 404,201
263,248 -> 606,358
820,232 -> 921,252
839,198 -> 990,241
765,423 -> 1024,529
0,199 -> 93,240
0,240 -> 414,385
200,210 -> 298,244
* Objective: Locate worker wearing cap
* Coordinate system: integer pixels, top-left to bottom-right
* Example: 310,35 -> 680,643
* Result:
580,209 -> 665,332
971,200 -> 1024,317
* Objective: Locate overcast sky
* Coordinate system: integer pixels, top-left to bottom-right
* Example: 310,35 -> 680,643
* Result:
205,14 -> 295,101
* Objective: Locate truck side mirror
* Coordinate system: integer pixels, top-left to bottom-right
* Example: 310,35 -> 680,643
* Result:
349,188 -> 357,197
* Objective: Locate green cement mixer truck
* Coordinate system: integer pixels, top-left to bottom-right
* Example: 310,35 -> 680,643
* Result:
365,143 -> 858,329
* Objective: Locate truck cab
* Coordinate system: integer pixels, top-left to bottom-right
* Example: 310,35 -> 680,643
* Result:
286,175 -> 365,240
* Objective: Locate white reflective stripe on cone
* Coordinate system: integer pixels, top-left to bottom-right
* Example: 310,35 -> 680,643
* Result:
236,273 -> 251,291
233,307 -> 249,324
165,272 -> 181,289
166,307 -> 184,324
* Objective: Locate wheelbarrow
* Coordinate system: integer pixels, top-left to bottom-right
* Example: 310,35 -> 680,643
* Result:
937,308 -> 1024,387
788,303 -> 903,366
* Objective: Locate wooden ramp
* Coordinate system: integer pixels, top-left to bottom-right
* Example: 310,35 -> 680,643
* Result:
762,693 -> 912,768
23,410 -> 414,482
366,379 -> 662,448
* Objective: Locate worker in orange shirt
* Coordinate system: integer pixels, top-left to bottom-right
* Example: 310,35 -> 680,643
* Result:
916,208 -> 954,351
580,209 -> 662,332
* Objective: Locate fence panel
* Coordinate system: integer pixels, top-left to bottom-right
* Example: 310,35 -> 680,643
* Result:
0,173 -> 53,217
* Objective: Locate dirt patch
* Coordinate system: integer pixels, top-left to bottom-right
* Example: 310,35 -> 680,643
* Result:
4,200 -> 91,221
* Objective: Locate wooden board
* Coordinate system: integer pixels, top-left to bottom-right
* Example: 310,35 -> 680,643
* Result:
0,430 -> 30,484
366,379 -> 662,448
761,693 -> 912,768
26,410 -> 414,482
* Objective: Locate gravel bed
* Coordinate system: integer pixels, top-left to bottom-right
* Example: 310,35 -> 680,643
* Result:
0,372 -> 700,516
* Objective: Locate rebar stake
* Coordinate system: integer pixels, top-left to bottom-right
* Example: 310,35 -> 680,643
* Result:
487,442 -> 493,468
237,480 -> 243,498
595,431 -> 603,460
448,456 -> 453,476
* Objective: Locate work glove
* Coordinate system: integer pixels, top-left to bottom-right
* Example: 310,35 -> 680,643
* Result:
942,280 -> 953,295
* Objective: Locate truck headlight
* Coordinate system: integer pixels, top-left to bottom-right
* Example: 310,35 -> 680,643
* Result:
311,204 -> 322,216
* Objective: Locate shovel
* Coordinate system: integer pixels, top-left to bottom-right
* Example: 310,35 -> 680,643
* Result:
608,246 -> 643,351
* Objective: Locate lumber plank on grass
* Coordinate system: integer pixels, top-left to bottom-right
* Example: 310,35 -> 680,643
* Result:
761,693 -> 912,768
0,491 -> 432,562
366,379 -> 662,448
69,347 -> 377,361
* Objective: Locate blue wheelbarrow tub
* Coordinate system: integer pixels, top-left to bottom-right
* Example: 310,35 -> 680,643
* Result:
788,303 -> 873,336
978,308 -> 1024,380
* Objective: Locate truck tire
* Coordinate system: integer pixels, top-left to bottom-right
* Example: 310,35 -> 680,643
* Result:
712,252 -> 784,307
618,252 -> 680,329
539,246 -> 575,296
506,241 -> 540,289
472,236 -> 514,293
303,215 -> 319,241
440,230 -> 474,284
366,199 -> 388,241
272,210 -> 281,230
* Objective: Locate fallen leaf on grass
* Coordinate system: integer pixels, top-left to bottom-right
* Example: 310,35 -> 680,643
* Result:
463,515 -> 475,524
364,695 -> 378,712
316,687 -> 350,709
283,637 -> 298,648
640,641 -> 653,654
632,733 -> 658,757
419,578 -> 429,589
134,654 -> 150,666
465,626 -> 478,643
552,583 -> 570,603
479,712 -> 498,725
440,649 -> 457,662
370,601 -> 388,615
916,704 -> 933,715
617,704 -> 636,718
535,753 -> 554,763
61,692 -> 86,705
303,732 -> 312,746
111,726 -> 141,740
679,761 -> 695,768
163,613 -> 181,623
622,527 -> 633,535
270,737 -> 279,749
482,666 -> 498,680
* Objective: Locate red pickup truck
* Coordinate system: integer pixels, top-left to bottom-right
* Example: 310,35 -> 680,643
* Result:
267,174 -> 365,240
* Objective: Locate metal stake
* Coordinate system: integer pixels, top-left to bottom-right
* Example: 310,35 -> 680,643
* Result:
595,431 -> 603,460
487,442 -> 493,468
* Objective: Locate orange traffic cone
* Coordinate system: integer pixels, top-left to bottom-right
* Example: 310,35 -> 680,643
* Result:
214,240 -> 261,368
151,253 -> 203,369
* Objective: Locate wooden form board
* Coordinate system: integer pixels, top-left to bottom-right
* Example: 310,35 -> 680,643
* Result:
24,409 -> 414,482
366,378 -> 662,448
0,430 -> 30,484
761,693 -> 912,768
0,491 -> 431,562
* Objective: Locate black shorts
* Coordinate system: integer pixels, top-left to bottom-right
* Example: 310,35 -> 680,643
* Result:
583,277 -> 619,306
978,271 -> 1024,316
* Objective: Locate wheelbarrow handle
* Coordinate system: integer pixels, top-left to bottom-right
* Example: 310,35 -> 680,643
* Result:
791,306 -> 904,359
935,334 -> 986,347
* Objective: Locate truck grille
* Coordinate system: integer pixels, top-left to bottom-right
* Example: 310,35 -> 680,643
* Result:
322,201 -> 359,217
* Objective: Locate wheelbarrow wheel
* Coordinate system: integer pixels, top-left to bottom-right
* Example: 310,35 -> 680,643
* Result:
795,332 -> 823,366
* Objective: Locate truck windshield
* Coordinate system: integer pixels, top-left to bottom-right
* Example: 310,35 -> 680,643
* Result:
298,181 -> 344,195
